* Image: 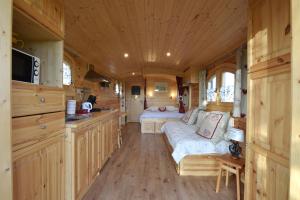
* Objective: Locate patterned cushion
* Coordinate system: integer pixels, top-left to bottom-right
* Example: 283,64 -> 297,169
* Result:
181,108 -> 199,125
196,111 -> 230,144
159,106 -> 166,112
195,110 -> 209,128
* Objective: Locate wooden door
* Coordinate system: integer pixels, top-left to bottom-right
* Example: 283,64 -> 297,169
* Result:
89,125 -> 99,183
125,79 -> 144,122
74,128 -> 89,199
42,136 -> 64,200
245,0 -> 291,199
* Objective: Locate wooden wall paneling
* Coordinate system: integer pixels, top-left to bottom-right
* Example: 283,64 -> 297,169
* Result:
0,0 -> 13,199
145,75 -> 178,107
290,0 -> 300,198
245,0 -> 291,199
190,83 -> 199,108
28,41 -> 64,87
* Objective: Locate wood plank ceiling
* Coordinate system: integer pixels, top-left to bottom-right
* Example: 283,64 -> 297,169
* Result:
64,0 -> 247,78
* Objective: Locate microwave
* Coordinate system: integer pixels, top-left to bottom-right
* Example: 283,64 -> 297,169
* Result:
12,48 -> 40,84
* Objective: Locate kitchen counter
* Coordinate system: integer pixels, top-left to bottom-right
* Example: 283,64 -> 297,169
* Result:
65,109 -> 119,129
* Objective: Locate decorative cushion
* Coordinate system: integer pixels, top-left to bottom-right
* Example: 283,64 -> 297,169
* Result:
181,108 -> 199,125
166,106 -> 178,112
159,106 -> 166,112
146,106 -> 159,111
195,110 -> 209,128
196,111 -> 230,144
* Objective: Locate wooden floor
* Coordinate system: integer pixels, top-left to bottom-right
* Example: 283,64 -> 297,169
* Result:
83,123 -> 239,200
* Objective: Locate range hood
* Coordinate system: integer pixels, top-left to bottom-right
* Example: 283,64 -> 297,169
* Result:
84,64 -> 110,83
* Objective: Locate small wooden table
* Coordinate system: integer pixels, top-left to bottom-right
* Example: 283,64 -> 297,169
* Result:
215,154 -> 245,200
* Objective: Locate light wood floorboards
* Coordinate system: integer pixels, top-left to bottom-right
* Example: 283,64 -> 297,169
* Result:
83,123 -> 239,200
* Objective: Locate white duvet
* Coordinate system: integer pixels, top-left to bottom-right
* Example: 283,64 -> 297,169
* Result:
139,111 -> 184,122
161,121 -> 230,163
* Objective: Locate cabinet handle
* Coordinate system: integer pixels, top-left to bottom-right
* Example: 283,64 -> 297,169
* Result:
39,97 -> 46,103
39,124 -> 47,129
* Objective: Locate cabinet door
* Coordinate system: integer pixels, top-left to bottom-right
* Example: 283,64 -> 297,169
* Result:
42,136 -> 64,200
13,150 -> 45,200
89,125 -> 99,183
98,122 -> 103,170
248,0 -> 290,66
13,0 -> 64,38
13,135 -> 64,200
74,129 -> 89,199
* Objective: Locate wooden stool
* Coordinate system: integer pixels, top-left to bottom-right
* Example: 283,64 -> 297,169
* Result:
215,154 -> 245,200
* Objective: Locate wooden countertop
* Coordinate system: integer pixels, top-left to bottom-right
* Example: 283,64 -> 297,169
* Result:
65,109 -> 119,129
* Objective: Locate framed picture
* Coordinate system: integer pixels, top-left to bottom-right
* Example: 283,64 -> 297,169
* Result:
154,82 -> 168,92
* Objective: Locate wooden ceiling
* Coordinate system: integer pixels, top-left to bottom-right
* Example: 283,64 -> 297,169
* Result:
64,0 -> 247,78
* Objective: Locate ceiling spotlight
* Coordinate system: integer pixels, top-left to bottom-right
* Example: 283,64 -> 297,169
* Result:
166,52 -> 171,57
124,53 -> 129,58
132,72 -> 135,76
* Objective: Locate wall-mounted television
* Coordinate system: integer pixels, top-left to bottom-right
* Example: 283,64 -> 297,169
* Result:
131,86 -> 140,95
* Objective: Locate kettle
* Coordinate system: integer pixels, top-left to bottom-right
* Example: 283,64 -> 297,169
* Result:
82,102 -> 93,112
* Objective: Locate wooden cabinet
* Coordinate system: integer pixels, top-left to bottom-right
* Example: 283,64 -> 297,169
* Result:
12,81 -> 66,200
13,134 -> 64,200
248,0 -> 291,67
12,81 -> 65,117
65,111 -> 120,200
13,0 -> 64,38
245,0 -> 291,199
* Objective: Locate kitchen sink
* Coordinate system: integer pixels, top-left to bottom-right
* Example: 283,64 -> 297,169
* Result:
65,114 -> 91,122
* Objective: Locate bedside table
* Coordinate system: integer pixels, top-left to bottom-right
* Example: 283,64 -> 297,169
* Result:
215,154 -> 245,200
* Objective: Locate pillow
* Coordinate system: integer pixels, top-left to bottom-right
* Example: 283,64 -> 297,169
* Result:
195,110 -> 209,128
159,106 -> 166,112
146,106 -> 158,111
166,106 -> 178,112
196,111 -> 230,144
181,108 -> 199,125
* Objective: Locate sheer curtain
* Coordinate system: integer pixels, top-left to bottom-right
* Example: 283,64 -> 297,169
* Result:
198,70 -> 207,109
176,76 -> 185,113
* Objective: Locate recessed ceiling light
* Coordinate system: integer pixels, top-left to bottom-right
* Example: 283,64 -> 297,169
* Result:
124,53 -> 129,58
166,52 -> 171,57
132,72 -> 135,76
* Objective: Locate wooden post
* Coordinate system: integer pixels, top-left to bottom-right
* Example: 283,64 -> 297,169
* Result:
290,0 -> 300,199
0,0 -> 13,199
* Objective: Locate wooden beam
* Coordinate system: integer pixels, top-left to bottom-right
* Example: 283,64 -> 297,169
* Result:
290,0 -> 300,199
0,0 -> 13,199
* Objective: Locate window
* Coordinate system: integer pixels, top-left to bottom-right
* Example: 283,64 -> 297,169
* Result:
220,72 -> 235,102
63,61 -> 72,85
207,75 -> 217,102
115,82 -> 120,95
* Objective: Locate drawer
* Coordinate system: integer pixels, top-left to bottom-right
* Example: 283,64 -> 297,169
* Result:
141,121 -> 155,133
12,81 -> 65,117
12,111 -> 65,151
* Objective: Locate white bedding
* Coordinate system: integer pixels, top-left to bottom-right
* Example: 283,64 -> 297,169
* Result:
161,121 -> 230,163
139,111 -> 184,122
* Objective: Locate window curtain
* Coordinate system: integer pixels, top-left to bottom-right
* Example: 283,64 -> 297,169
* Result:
144,78 -> 148,110
176,76 -> 185,113
198,69 -> 207,109
233,47 -> 243,117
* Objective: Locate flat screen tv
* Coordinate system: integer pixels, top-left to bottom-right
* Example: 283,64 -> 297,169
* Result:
131,86 -> 140,95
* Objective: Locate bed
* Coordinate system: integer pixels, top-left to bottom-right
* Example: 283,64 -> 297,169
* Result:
140,107 -> 184,134
161,114 -> 246,176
